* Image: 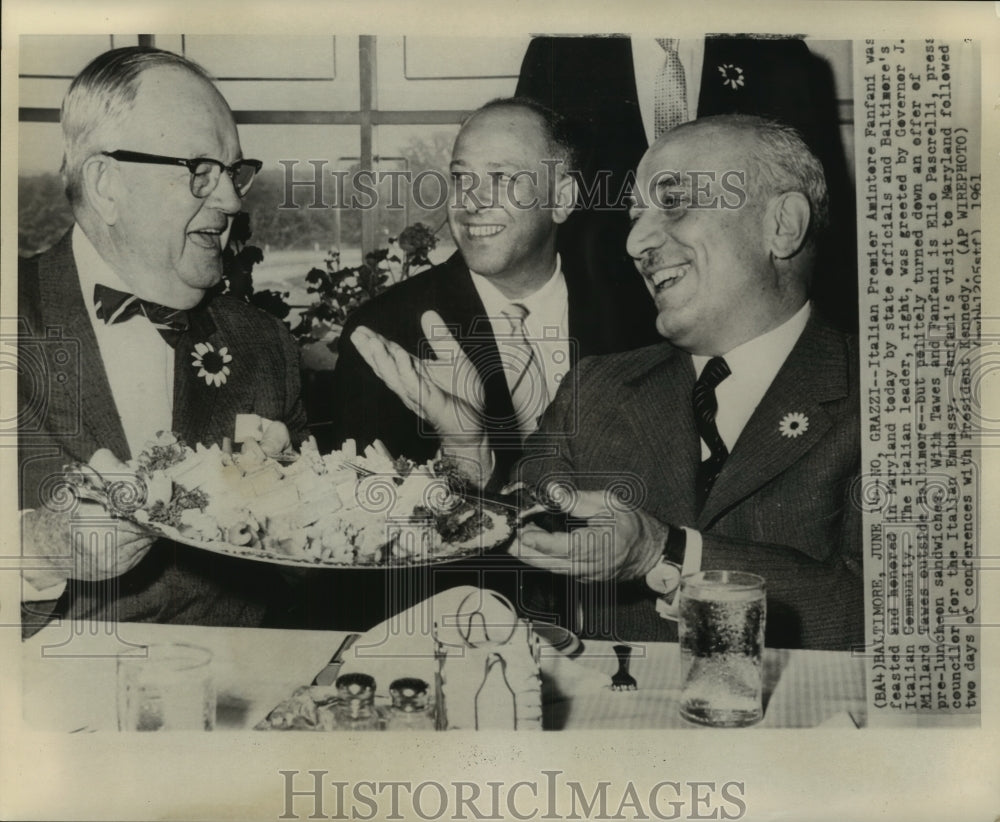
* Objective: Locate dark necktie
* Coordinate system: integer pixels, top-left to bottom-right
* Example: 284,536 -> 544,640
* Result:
93,284 -> 191,348
693,356 -> 731,511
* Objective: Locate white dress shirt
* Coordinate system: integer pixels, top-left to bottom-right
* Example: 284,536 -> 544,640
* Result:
468,256 -> 571,404
692,302 -> 812,460
73,225 -> 175,457
631,37 -> 706,145
651,302 -> 811,617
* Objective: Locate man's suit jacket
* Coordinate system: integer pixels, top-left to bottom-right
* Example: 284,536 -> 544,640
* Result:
329,251 -> 654,478
515,35 -> 857,332
18,231 -> 308,628
517,313 -> 864,650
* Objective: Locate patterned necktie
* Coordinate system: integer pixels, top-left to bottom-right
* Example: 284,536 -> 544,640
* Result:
500,303 -> 550,437
654,38 -> 689,138
93,283 -> 191,348
693,356 -> 731,511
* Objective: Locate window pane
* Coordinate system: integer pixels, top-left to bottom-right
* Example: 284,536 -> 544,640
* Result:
189,35 -> 360,112
18,123 -> 72,257
374,124 -> 461,265
376,36 -> 523,110
403,37 -> 530,79
238,125 -> 360,318
184,35 -> 336,80
20,34 -> 114,76
19,122 -> 63,175
19,35 -> 137,108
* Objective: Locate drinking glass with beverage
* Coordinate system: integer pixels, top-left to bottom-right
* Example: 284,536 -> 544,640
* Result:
678,571 -> 766,727
116,643 -> 216,731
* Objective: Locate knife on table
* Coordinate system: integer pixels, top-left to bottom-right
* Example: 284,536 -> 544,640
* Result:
311,633 -> 361,686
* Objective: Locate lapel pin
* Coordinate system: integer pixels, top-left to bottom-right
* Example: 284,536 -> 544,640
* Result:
191,342 -> 232,387
718,64 -> 745,90
778,412 -> 808,439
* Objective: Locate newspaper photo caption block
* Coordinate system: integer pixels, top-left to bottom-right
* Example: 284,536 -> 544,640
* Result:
857,38 -> 981,726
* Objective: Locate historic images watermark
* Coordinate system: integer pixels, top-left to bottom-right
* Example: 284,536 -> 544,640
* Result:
277,161 -> 749,213
278,770 -> 748,821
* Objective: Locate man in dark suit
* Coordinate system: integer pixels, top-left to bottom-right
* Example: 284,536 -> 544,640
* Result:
317,97 -> 655,629
513,115 -> 863,650
515,35 -> 857,333
331,96 -> 652,480
18,47 -> 307,631
354,115 -> 863,650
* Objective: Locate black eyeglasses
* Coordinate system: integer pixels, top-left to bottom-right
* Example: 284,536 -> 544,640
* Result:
101,150 -> 263,198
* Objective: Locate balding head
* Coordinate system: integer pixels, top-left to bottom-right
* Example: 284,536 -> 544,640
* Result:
626,115 -> 825,354
64,47 -> 246,308
60,47 -> 215,207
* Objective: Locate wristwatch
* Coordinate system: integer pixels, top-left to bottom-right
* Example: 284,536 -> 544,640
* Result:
644,526 -> 686,595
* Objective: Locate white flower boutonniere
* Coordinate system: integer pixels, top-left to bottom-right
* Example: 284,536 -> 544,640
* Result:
191,342 -> 232,387
778,412 -> 809,439
718,64 -> 745,90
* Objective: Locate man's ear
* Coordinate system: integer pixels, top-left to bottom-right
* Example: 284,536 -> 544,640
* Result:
766,191 -> 811,259
550,173 -> 579,225
81,154 -> 120,226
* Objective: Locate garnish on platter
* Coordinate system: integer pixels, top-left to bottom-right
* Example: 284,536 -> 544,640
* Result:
64,416 -> 515,568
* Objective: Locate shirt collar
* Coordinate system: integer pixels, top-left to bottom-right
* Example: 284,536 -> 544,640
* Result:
468,254 -> 566,320
693,301 -> 812,380
72,223 -> 135,312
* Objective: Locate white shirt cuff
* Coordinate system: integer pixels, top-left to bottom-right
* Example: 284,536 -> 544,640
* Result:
653,527 -> 702,621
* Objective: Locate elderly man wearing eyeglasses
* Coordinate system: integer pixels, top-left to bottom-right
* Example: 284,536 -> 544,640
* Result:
17,47 -> 307,634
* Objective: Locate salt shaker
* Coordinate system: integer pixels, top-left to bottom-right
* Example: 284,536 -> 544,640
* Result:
385,678 -> 436,731
332,673 -> 381,731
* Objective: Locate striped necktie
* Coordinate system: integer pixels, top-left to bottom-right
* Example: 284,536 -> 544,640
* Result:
693,356 -> 731,511
654,38 -> 689,138
500,303 -> 550,438
93,284 -> 191,348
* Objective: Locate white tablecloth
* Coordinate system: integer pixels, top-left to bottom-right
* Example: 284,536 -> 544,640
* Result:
20,621 -> 866,732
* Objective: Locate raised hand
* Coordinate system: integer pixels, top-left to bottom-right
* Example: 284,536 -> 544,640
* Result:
351,310 -> 487,447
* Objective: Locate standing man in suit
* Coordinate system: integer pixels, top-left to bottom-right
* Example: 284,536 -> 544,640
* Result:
19,47 -> 307,631
331,96 -> 650,480
515,35 -> 856,333
354,115 -> 863,650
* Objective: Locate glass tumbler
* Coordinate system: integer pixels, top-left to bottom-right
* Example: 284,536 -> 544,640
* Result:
678,571 -> 766,727
116,643 -> 215,731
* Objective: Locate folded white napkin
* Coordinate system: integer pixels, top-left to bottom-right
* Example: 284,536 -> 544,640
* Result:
337,586 -> 610,698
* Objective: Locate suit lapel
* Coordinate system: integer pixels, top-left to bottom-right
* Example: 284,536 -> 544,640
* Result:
698,37 -> 754,117
431,255 -> 520,443
619,346 -> 700,524
37,233 -> 131,460
172,301 -> 245,446
699,316 -> 851,526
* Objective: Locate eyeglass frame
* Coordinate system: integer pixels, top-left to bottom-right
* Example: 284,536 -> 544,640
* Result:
100,149 -> 263,198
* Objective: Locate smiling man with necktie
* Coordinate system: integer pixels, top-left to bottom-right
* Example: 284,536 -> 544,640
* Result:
333,97 -> 649,479
355,114 -> 863,650
18,46 -> 307,632
320,97 -> 653,630
512,115 -> 863,649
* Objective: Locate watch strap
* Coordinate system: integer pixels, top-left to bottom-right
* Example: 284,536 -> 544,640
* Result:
662,525 -> 687,566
